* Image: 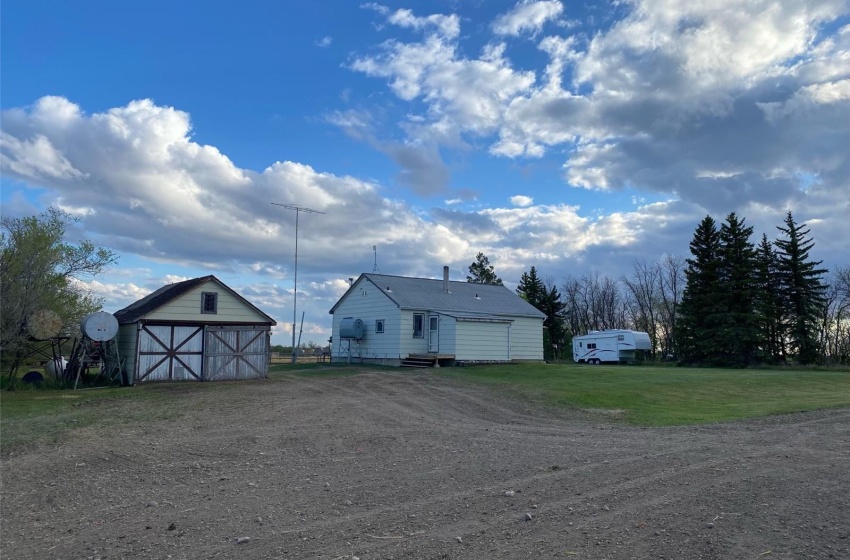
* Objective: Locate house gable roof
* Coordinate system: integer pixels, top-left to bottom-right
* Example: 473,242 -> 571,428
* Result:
113,275 -> 276,325
329,273 -> 545,319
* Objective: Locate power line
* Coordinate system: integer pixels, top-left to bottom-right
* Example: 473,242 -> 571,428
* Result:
271,203 -> 326,363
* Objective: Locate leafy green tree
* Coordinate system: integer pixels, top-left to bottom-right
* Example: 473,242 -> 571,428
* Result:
516,266 -> 544,307
1,208 -> 117,382
774,211 -> 827,364
466,252 -> 503,285
677,216 -> 723,365
717,212 -> 758,366
754,234 -> 784,363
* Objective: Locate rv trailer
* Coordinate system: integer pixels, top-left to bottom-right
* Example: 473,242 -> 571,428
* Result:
572,329 -> 651,364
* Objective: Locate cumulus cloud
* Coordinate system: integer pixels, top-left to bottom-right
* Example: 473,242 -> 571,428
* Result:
2,95 -> 748,339
492,1 -> 564,37
348,0 -> 850,251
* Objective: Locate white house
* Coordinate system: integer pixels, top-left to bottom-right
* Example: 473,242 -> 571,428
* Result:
114,275 -> 276,383
328,267 -> 545,366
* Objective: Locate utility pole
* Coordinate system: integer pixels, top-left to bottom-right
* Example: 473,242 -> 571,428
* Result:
271,203 -> 325,363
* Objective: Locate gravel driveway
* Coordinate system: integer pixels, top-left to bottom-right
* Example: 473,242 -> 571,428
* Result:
2,370 -> 848,559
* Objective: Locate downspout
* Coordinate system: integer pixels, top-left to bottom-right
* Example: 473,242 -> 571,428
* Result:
508,323 -> 512,361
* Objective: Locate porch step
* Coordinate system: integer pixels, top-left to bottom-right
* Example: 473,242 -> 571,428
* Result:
401,356 -> 437,368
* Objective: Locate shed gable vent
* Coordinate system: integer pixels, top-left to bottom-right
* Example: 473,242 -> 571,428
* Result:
201,292 -> 218,314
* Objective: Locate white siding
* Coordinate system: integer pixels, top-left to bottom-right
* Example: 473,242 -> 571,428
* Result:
331,279 -> 402,360
436,315 -> 457,355
455,320 -> 511,361
508,316 -> 544,360
398,309 -> 431,356
146,280 -> 268,323
116,323 -> 138,384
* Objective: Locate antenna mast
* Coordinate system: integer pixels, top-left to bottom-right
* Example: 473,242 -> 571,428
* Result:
372,245 -> 381,273
271,203 -> 326,363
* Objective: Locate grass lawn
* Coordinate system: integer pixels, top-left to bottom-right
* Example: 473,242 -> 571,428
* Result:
3,363 -> 849,451
436,362 -> 850,426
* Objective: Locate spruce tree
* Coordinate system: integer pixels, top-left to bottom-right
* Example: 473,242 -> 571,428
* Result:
774,211 -> 827,364
516,266 -> 544,308
540,282 -> 567,360
754,234 -> 784,363
717,212 -> 758,366
677,216 -> 723,365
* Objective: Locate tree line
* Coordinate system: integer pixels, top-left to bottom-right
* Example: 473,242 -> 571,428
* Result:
469,213 -> 849,366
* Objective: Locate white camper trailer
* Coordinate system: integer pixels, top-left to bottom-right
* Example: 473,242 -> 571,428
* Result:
572,330 -> 652,364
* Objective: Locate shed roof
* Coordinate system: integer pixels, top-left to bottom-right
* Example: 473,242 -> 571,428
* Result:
330,273 -> 545,319
114,275 -> 276,325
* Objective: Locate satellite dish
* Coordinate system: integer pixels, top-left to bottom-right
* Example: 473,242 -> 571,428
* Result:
80,312 -> 119,342
26,310 -> 63,340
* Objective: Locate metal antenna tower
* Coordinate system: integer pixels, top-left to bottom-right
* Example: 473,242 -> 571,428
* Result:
372,245 -> 381,273
271,203 -> 325,363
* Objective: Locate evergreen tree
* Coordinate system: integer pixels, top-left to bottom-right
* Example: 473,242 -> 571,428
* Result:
677,216 -> 723,365
754,234 -> 784,363
467,252 -> 503,285
717,212 -> 758,366
540,281 -> 567,360
516,266 -> 544,308
774,211 -> 827,364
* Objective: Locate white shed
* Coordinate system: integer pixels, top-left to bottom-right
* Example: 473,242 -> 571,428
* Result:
328,267 -> 545,366
114,275 -> 276,383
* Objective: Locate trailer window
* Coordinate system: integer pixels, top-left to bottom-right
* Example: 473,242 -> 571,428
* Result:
579,342 -> 582,348
617,335 -> 624,341
588,343 -> 596,350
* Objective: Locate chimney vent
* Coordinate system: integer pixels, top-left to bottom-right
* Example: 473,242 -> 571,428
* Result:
443,266 -> 449,292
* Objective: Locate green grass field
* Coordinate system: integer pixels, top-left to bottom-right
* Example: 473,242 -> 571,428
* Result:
2,362 -> 849,450
436,362 -> 850,425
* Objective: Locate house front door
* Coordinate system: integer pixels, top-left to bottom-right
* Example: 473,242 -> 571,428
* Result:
428,316 -> 439,352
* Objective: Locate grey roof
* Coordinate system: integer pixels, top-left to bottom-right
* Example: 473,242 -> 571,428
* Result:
114,275 -> 276,325
330,273 -> 545,319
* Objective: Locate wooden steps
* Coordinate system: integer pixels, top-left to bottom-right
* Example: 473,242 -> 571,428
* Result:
401,355 -> 437,368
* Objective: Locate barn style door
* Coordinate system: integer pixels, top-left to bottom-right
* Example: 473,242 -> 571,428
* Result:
137,325 -> 204,382
203,326 -> 270,381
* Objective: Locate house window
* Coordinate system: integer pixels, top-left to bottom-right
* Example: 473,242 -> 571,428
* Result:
413,314 -> 424,338
201,292 -> 218,314
375,319 -> 385,333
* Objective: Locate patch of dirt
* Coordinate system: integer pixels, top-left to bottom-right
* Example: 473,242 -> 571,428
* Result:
2,370 -> 849,559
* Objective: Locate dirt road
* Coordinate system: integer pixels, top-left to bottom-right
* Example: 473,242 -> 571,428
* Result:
2,370 -> 848,559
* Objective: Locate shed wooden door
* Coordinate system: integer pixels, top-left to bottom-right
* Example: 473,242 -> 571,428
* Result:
203,326 -> 270,381
137,325 -> 204,382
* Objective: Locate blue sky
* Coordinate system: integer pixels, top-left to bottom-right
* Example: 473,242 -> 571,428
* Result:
3,0 -> 849,346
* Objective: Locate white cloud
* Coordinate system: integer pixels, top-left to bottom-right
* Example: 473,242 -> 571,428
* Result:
493,1 -> 564,37
316,36 -> 332,48
0,133 -> 86,180
5,79 -> 848,341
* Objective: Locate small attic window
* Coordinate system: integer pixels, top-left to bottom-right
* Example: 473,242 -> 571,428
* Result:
201,292 -> 218,314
